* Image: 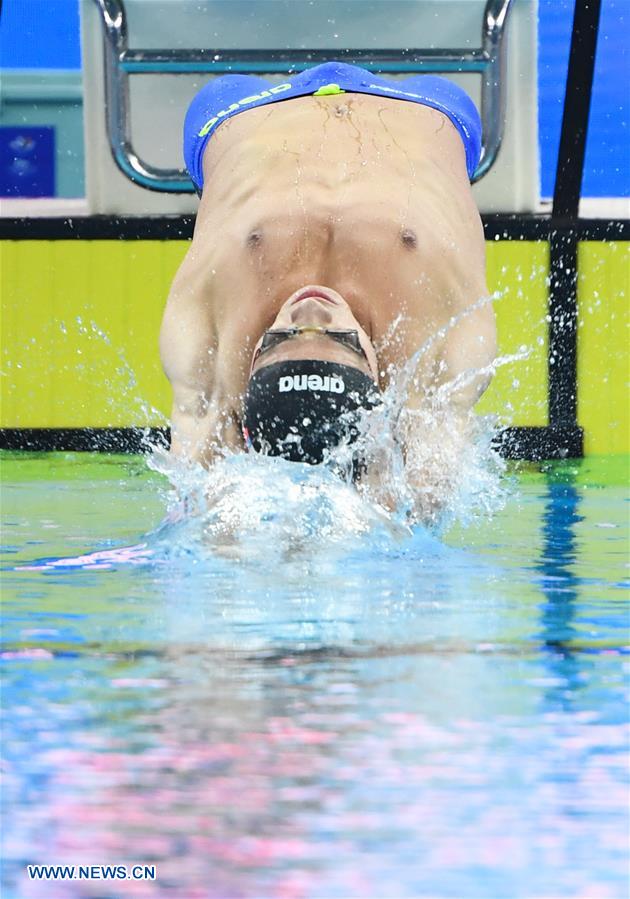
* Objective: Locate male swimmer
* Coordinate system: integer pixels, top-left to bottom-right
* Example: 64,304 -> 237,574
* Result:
160,61 -> 496,486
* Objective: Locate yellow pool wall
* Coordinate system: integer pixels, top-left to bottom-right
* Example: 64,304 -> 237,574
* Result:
1,238 -> 628,455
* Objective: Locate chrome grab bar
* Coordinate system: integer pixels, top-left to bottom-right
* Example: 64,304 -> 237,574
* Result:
93,0 -> 514,192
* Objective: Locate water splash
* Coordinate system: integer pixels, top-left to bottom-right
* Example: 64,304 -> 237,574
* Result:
148,296 -> 525,546
12,300 -> 524,557
326,373 -> 513,531
323,293 -> 524,529
61,318 -> 169,435
147,449 -> 412,562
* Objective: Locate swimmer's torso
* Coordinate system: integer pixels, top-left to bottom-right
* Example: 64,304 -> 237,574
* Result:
166,92 -> 489,406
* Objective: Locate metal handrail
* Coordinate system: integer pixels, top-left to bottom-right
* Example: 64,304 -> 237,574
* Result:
93,0 -> 514,192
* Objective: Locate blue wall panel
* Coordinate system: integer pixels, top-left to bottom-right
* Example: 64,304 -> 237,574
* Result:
538,0 -> 630,197
0,0 -> 81,69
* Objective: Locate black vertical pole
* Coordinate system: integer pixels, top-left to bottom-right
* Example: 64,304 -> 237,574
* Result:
548,0 -> 601,444
552,0 -> 603,219
548,233 -> 579,429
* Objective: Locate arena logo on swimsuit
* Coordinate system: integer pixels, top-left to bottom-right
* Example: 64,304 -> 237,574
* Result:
198,83 -> 293,137
278,374 -> 345,394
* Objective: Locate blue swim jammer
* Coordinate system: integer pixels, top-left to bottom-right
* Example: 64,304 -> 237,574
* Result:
183,61 -> 482,191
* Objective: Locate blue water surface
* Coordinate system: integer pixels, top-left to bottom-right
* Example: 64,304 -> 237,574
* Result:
1,452 -> 628,899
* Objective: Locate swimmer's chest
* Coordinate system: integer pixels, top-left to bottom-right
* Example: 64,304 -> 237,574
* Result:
205,216 -> 468,347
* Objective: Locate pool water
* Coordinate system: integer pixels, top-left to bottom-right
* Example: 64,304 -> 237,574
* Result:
1,452 -> 628,899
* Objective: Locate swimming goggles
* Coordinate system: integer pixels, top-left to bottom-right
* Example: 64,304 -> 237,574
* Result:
252,327 -> 368,366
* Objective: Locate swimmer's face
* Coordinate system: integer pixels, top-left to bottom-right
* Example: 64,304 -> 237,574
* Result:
250,285 -> 379,381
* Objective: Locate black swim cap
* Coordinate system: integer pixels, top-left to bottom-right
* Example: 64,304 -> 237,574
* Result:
243,360 -> 381,466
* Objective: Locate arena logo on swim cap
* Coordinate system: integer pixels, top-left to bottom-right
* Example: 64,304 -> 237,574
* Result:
198,83 -> 293,137
278,374 -> 345,393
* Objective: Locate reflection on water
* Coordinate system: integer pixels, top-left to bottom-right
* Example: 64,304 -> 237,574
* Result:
1,454 -> 628,899
537,465 -> 584,711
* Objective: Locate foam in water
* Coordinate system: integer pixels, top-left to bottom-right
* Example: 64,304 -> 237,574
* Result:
148,448 -> 413,561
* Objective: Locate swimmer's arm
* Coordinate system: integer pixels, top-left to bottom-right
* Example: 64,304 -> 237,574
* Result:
393,299 -> 497,523
159,266 -> 242,465
438,297 -> 497,410
160,332 -> 243,464
166,384 -> 242,464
